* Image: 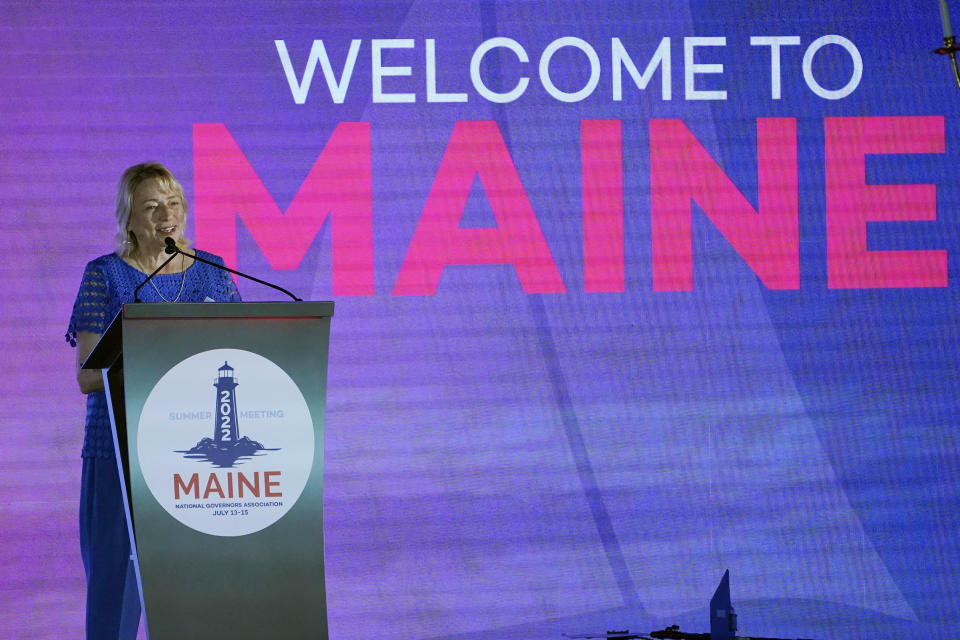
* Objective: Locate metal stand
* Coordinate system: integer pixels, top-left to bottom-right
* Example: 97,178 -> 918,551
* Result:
934,35 -> 960,91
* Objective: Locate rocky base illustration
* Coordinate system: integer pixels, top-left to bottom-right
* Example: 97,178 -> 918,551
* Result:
180,436 -> 268,468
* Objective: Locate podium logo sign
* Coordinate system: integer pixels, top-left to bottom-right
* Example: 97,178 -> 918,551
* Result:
138,349 -> 314,536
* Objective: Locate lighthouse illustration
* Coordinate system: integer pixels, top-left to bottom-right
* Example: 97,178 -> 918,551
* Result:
179,361 -> 274,468
214,361 -> 240,445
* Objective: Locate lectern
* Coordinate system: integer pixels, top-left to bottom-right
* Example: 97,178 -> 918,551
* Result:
83,301 -> 334,640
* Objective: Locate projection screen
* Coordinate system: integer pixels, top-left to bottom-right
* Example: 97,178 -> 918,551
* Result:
1,1 -> 957,638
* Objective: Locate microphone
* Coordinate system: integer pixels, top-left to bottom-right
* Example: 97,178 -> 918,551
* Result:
162,237 -> 302,301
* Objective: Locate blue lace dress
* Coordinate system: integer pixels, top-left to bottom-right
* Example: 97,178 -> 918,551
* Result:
67,250 -> 242,457
66,250 -> 241,639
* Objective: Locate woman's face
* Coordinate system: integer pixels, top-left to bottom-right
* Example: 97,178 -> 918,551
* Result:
127,177 -> 186,256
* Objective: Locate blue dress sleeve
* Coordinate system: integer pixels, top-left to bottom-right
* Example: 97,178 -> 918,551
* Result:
66,261 -> 110,347
206,253 -> 242,302
223,266 -> 242,302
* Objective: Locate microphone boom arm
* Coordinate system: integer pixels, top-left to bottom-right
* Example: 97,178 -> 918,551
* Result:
164,238 -> 302,301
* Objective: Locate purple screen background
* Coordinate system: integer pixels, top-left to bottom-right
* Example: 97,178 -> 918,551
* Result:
1,2 -> 958,639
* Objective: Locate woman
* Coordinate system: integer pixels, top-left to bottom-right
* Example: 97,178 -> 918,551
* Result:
66,162 -> 240,639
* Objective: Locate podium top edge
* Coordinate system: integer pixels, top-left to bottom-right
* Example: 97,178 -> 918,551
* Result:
122,301 -> 334,319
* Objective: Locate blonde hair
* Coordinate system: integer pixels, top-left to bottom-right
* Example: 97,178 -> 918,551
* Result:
114,162 -> 191,257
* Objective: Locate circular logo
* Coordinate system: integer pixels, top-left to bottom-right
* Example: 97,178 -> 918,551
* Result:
138,349 -> 314,536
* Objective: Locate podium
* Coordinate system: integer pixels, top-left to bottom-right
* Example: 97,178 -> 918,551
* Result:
83,301 -> 334,639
